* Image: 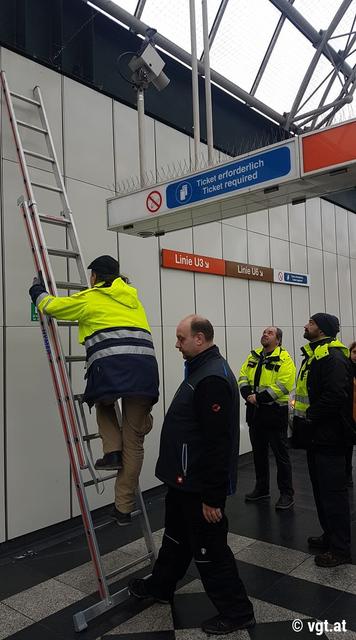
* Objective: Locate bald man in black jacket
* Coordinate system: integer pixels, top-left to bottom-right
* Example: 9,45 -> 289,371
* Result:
129,315 -> 255,635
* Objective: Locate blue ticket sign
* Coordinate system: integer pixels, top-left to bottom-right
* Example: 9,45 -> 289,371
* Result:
166,145 -> 292,209
274,269 -> 310,287
284,272 -> 308,284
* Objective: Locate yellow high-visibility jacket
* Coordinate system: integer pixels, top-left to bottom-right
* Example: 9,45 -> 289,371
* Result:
34,278 -> 159,407
238,346 -> 296,406
36,278 -> 151,344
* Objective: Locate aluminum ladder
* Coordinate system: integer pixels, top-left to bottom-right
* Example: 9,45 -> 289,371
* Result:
0,69 -> 157,632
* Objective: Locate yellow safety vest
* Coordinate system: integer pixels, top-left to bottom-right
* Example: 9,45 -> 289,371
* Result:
294,339 -> 349,418
238,346 -> 295,405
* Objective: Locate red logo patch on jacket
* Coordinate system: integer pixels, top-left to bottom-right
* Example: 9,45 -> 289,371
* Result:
211,403 -> 221,412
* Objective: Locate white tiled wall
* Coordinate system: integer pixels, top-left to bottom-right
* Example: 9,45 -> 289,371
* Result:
1,48 -> 356,540
0,331 -> 4,543
6,328 -> 70,537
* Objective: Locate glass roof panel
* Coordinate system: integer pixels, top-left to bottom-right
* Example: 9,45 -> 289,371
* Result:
107,1 -> 356,124
255,20 -> 315,113
330,3 -> 356,54
111,0 -> 139,15
293,0 -> 344,30
140,0 -> 221,55
209,0 -> 281,93
293,56 -> 342,123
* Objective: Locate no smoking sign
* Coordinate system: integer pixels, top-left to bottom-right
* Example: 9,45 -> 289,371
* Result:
146,190 -> 162,214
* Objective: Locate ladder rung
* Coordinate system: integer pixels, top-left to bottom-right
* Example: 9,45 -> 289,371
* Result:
23,148 -> 55,163
82,433 -> 100,442
39,214 -> 71,227
56,281 -> 87,291
10,91 -> 41,106
105,552 -> 154,579
57,320 -> 78,327
17,119 -> 47,134
32,181 -> 63,193
65,355 -> 86,363
84,473 -> 118,488
48,248 -> 79,259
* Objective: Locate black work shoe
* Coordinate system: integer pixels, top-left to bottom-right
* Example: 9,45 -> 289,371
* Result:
110,506 -> 131,526
314,551 -> 351,567
245,488 -> 270,502
275,494 -> 295,510
201,614 -> 256,635
94,451 -> 122,471
128,578 -> 171,604
307,535 -> 329,550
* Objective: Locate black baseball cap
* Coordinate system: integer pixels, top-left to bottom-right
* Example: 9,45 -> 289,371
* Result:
87,255 -> 119,275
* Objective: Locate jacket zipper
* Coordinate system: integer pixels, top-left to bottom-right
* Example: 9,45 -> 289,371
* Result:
181,443 -> 188,477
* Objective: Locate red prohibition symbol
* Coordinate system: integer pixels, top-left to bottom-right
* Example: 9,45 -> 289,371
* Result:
146,190 -> 162,214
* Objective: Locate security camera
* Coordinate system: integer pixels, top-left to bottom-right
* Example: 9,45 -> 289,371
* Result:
129,43 -> 170,92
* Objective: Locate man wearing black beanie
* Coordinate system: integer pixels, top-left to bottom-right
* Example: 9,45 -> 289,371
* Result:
292,313 -> 354,567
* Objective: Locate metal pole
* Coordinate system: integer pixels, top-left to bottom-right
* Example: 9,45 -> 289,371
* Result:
189,0 -> 200,170
202,0 -> 214,165
137,87 -> 147,187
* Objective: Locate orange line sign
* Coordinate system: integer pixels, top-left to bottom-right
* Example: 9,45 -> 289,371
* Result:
161,249 -> 225,275
302,121 -> 356,173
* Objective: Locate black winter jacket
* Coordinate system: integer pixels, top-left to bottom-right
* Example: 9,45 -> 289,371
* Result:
306,340 -> 354,449
155,346 -> 239,507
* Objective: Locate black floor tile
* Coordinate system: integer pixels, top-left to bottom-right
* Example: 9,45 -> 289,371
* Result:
0,558 -> 50,599
103,633 -> 175,640
259,573 -> 347,622
228,449 -> 356,562
236,561 -> 286,598
249,619 -> 328,639
2,622 -> 64,640
318,591 -> 356,632
171,592 -> 217,629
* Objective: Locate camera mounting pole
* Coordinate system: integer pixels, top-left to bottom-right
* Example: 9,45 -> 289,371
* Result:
129,29 -> 170,188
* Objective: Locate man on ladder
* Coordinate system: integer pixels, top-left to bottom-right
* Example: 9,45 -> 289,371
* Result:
29,254 -> 159,526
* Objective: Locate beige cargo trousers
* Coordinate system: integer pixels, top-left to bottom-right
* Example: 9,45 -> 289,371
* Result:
96,396 -> 153,513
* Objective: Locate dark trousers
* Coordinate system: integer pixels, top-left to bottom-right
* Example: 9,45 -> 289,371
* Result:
249,422 -> 294,496
307,448 -> 351,557
345,446 -> 353,478
148,488 -> 254,621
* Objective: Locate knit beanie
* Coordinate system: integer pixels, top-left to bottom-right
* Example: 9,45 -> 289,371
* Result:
311,313 -> 340,338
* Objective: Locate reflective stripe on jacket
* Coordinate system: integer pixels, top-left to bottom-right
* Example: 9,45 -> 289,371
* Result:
238,346 -> 295,406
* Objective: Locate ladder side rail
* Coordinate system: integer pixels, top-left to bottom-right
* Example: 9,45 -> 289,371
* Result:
136,487 -> 158,564
33,86 -> 89,287
20,198 -> 87,469
20,198 -> 110,602
75,398 -> 104,494
1,71 -> 37,205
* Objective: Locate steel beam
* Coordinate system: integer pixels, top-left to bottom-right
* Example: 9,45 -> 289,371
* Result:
134,0 -> 146,20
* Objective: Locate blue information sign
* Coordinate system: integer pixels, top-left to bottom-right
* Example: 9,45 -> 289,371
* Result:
166,146 -> 291,209
284,272 -> 308,284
